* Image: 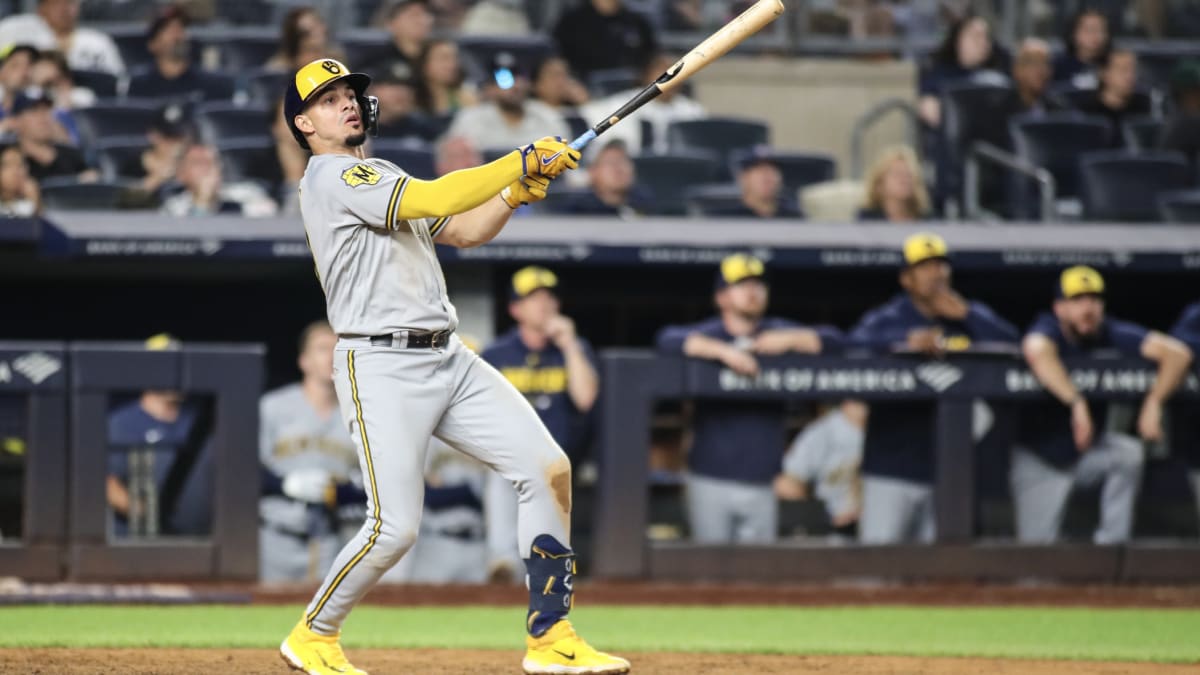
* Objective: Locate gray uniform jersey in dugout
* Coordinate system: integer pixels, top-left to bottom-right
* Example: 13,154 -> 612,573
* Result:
299,154 -> 457,336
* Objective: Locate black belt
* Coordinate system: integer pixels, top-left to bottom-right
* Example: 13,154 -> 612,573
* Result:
369,329 -> 453,349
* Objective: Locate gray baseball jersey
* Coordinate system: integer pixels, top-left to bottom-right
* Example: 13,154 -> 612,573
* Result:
299,154 -> 457,335
782,409 -> 863,521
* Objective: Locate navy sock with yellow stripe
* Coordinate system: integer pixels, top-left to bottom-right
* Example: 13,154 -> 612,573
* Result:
524,534 -> 574,637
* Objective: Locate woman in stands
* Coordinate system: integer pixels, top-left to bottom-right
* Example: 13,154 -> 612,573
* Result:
268,6 -> 342,72
917,15 -> 1009,128
1053,9 -> 1111,90
414,38 -> 477,119
531,55 -> 589,115
0,143 -> 40,217
857,145 -> 930,222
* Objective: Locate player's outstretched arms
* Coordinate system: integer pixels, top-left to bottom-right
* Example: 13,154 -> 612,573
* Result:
435,174 -> 552,249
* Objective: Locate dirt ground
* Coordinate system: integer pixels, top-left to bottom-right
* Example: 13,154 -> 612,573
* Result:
6,648 -> 1199,675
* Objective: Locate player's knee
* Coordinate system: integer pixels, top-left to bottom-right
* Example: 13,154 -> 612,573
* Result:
366,526 -> 418,569
1109,438 -> 1144,475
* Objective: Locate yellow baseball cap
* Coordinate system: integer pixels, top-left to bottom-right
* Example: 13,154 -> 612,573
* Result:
902,232 -> 950,267
144,333 -> 182,351
1058,265 -> 1105,299
511,266 -> 558,299
716,253 -> 766,288
284,58 -> 372,149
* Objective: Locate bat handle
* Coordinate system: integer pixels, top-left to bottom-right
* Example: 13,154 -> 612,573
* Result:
569,129 -> 598,152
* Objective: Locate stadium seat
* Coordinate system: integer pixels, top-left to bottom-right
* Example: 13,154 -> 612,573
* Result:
94,137 -> 150,181
1158,190 -> 1200,223
667,117 -> 770,179
244,69 -> 289,104
1009,113 -> 1112,199
72,69 -> 119,99
127,68 -> 237,102
564,114 -> 590,142
937,83 -> 1016,213
456,35 -> 556,84
1123,116 -> 1164,152
587,68 -> 639,97
110,28 -> 154,73
339,33 -> 391,71
729,150 -> 837,194
372,140 -> 436,179
73,100 -> 162,148
1052,87 -> 1152,116
199,34 -> 279,71
1079,150 -> 1192,222
683,183 -> 744,217
39,178 -> 140,210
217,139 -> 282,194
195,102 -> 273,145
632,153 -> 720,215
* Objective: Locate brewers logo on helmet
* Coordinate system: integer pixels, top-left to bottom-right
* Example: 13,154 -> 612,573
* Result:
284,58 -> 378,150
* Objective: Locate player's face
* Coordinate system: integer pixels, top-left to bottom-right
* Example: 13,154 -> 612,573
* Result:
299,327 -> 337,382
589,146 -> 634,193
512,288 -> 560,331
739,163 -> 782,202
901,259 -> 951,300
301,82 -> 366,149
1055,295 -> 1105,338
721,279 -> 768,319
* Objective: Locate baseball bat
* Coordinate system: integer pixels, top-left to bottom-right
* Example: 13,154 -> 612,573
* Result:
568,0 -> 786,152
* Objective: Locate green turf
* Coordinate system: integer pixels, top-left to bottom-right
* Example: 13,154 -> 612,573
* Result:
0,605 -> 1197,663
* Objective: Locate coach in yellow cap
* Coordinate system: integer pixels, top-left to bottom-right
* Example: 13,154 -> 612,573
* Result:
1013,266 -> 1192,544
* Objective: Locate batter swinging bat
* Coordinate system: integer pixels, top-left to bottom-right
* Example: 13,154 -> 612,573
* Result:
567,0 -> 787,152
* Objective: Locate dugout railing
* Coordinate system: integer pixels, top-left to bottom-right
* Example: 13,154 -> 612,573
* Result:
592,350 -> 1200,583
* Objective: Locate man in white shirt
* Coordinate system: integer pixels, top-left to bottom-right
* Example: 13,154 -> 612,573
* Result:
0,0 -> 125,75
444,51 -> 569,155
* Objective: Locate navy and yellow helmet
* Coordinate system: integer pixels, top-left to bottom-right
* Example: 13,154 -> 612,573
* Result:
284,58 -> 374,150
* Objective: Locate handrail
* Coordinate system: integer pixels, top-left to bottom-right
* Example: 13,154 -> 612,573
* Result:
848,98 -> 921,179
965,141 -> 1057,223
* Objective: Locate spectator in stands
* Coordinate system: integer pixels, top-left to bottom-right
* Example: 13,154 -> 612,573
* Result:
139,102 -> 192,198
858,145 -> 930,222
665,0 -> 705,31
656,253 -> 837,543
127,5 -> 230,102
0,44 -> 38,124
268,6 -> 343,73
28,51 -> 81,144
270,98 -> 307,214
1169,301 -> 1200,524
773,400 -> 865,535
917,15 -> 1009,128
0,0 -> 124,75
553,0 -> 659,81
372,66 -> 440,141
848,233 -> 1018,543
0,143 -> 40,216
1006,38 -> 1067,116
8,88 -> 89,181
460,0 -> 531,36
482,267 -> 600,580
1159,60 -> 1200,167
532,55 -> 589,116
415,38 -> 477,118
1013,267 -> 1192,544
1076,48 -> 1150,145
364,0 -> 433,81
434,134 -> 483,176
578,51 -> 705,154
107,334 -> 213,538
555,139 -> 653,216
1053,9 -> 1111,90
444,51 -> 569,153
707,147 -> 802,219
160,143 -> 277,217
258,320 -> 360,583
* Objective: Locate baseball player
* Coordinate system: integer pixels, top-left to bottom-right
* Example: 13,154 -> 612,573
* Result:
848,233 -> 1018,543
259,320 -> 360,584
481,266 -> 600,581
1013,267 -> 1192,543
276,58 -> 628,675
655,253 -> 839,544
1169,301 -> 1200,523
773,400 -> 866,534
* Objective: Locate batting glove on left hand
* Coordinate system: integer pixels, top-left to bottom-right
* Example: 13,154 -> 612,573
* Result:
501,174 -> 551,209
519,136 -> 580,179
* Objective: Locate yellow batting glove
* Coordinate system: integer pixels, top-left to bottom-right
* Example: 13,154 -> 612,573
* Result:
519,136 -> 580,179
501,174 -> 551,209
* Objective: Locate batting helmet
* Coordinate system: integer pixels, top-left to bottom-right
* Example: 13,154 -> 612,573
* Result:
284,58 -> 374,150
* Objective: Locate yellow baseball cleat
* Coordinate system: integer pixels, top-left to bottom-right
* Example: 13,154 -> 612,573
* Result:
523,620 -> 631,674
279,620 -> 368,675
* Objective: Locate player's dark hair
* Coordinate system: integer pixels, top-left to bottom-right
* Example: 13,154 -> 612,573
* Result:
298,319 -> 333,354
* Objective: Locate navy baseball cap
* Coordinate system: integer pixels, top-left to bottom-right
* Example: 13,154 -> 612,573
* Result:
715,253 -> 766,289
733,145 -> 780,173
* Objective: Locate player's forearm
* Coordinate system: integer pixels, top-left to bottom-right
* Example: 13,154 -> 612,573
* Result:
106,475 -> 130,515
562,343 -> 599,412
399,152 -> 523,220
683,333 -> 732,361
434,195 -> 514,248
1024,337 -> 1078,405
1145,335 -> 1193,404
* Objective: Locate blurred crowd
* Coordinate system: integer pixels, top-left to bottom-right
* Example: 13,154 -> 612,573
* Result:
0,0 -> 1196,222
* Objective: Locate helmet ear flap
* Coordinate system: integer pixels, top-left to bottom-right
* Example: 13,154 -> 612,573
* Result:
362,95 -> 379,137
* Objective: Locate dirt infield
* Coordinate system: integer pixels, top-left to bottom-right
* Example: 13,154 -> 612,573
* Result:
6,648 -> 1198,675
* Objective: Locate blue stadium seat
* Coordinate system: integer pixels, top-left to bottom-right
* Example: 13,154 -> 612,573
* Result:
340,33 -> 391,71
937,83 -> 1014,213
455,35 -> 556,84
587,68 -> 639,97
1157,189 -> 1200,223
127,68 -> 237,102
94,137 -> 150,181
667,117 -> 769,179
217,139 -> 282,193
1009,113 -> 1112,199
39,178 -> 140,210
110,27 -> 154,73
72,69 -> 119,99
564,114 -> 590,141
244,69 -> 289,104
729,150 -> 836,194
1123,116 -> 1164,152
1051,86 -> 1152,117
372,140 -> 436,179
198,34 -> 279,71
632,153 -> 720,215
1079,150 -> 1193,222
195,102 -> 273,145
683,183 -> 743,217
73,100 -> 161,148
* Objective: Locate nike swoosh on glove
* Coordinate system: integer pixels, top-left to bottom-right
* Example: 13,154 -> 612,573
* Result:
519,136 -> 580,179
